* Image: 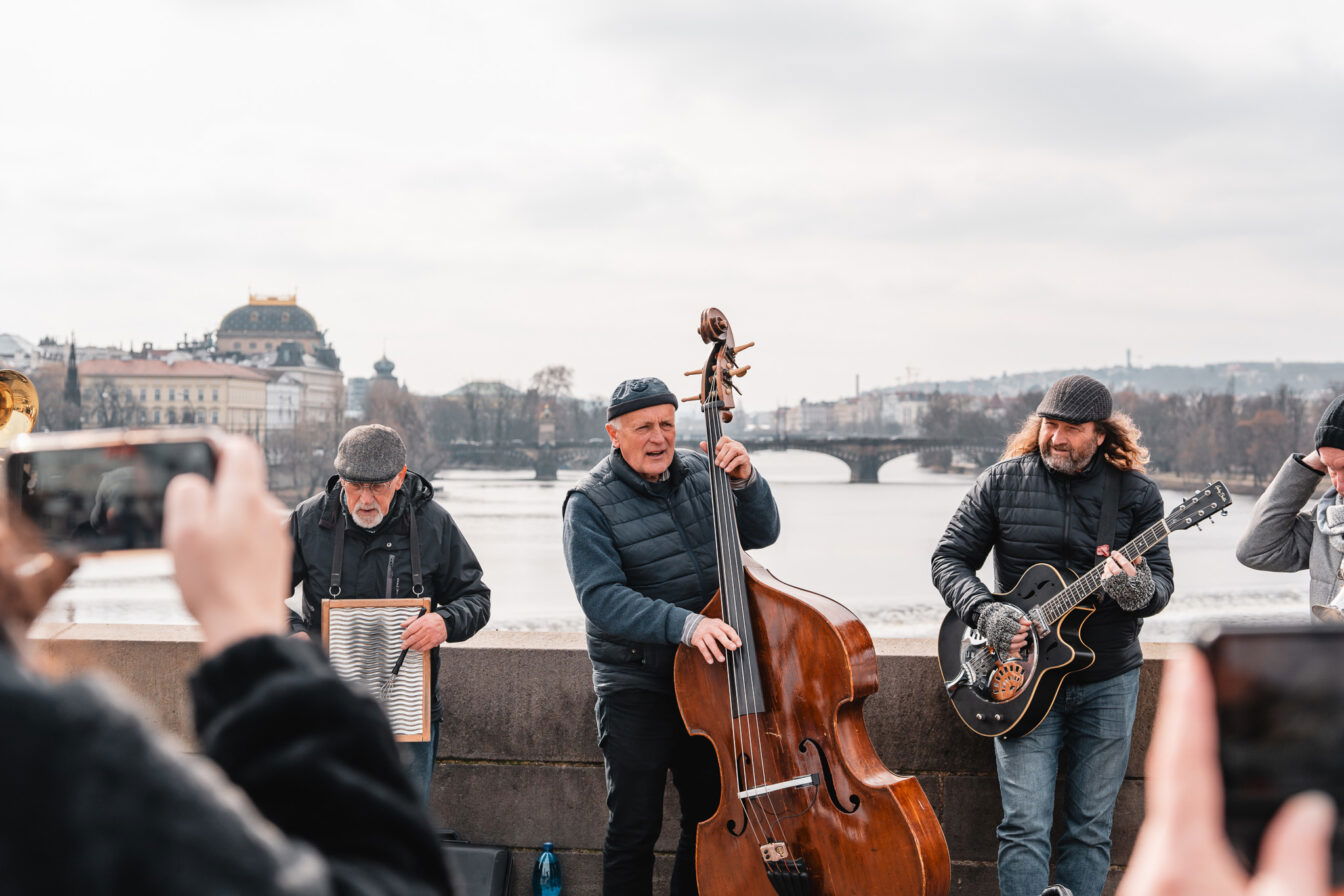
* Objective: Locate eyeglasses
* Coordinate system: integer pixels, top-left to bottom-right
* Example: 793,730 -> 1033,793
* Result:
340,478 -> 398,497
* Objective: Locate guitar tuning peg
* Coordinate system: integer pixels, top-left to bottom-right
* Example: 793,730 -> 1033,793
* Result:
1221,510 -> 1229,517
729,365 -> 751,377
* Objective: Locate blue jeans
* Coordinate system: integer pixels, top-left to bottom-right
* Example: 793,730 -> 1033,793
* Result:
993,667 -> 1141,896
400,721 -> 441,805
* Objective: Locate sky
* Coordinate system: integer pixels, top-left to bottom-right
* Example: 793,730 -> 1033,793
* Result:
3,0 -> 1342,413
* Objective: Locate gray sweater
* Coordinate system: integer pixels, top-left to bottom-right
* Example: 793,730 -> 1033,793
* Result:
1235,454 -> 1341,610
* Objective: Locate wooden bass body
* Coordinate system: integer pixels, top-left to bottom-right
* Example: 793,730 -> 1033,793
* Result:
674,554 -> 951,896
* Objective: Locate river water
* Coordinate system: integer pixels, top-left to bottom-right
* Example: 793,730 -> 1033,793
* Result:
38,451 -> 1310,641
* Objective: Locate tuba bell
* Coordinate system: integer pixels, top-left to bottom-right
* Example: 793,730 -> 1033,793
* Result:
0,370 -> 39,449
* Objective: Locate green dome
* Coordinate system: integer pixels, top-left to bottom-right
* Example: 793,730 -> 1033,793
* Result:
219,303 -> 318,334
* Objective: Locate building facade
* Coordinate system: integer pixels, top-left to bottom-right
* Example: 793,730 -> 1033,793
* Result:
78,359 -> 268,435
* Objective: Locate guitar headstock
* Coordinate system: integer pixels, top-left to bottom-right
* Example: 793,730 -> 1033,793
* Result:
681,307 -> 754,423
1165,481 -> 1233,532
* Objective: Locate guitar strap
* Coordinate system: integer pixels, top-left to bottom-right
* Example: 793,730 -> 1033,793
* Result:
1096,465 -> 1121,557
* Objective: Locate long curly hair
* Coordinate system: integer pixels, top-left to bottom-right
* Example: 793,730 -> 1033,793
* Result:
1001,412 -> 1150,473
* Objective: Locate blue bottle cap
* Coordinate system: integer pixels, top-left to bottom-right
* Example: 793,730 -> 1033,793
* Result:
542,841 -> 554,850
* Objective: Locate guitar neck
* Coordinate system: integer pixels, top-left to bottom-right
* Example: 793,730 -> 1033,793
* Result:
703,400 -> 765,717
1038,519 -> 1170,625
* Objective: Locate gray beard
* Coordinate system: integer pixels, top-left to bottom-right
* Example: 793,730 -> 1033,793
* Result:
1041,445 -> 1097,475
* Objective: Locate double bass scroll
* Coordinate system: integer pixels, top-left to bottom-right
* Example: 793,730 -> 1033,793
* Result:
672,308 -> 950,896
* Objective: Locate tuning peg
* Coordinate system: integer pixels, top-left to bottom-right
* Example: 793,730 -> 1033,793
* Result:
684,369 -> 701,377
732,341 -> 756,354
682,394 -> 701,403
730,365 -> 751,378
1221,510 -> 1229,517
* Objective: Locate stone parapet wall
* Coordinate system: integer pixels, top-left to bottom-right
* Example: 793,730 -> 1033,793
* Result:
29,625 -> 1174,895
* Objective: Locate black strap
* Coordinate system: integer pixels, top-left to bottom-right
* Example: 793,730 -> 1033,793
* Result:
329,493 -> 423,598
408,508 -> 424,596
329,511 -> 346,597
1097,465 -> 1121,557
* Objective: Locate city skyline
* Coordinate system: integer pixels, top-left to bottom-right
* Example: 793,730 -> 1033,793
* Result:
5,0 -> 1341,409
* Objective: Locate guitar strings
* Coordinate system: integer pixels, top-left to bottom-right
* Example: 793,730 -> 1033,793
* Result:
703,377 -> 797,869
704,382 -> 788,855
703,382 -> 772,850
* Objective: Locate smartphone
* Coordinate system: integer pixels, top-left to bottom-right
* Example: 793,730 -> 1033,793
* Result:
1,428 -> 219,555
1202,625 -> 1344,885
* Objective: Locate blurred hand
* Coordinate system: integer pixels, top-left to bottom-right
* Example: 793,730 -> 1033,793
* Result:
401,612 -> 447,652
1117,648 -> 1335,896
164,436 -> 291,657
689,617 -> 742,664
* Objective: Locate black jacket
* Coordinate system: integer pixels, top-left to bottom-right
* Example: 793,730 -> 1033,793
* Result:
0,635 -> 453,894
288,472 -> 491,719
931,452 -> 1174,683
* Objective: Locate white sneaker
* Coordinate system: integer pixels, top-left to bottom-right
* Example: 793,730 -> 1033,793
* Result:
1311,604 -> 1344,624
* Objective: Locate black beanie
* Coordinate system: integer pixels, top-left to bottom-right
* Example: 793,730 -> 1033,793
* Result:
607,377 -> 678,421
1316,395 -> 1344,451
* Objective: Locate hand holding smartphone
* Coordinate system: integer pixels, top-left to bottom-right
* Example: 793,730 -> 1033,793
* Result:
1202,626 -> 1344,887
2,428 -> 218,555
1119,644 -> 1336,896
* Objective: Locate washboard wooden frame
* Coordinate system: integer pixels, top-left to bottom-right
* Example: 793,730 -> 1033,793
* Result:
322,597 -> 432,743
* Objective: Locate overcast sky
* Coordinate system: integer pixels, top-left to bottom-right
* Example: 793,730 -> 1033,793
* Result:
3,0 -> 1341,412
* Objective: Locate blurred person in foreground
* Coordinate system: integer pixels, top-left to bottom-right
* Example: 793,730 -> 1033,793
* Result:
0,436 -> 453,894
1117,648 -> 1334,896
1237,395 -> 1344,623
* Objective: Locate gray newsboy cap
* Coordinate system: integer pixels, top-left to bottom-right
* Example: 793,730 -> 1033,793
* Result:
608,377 -> 678,421
334,424 -> 407,482
1036,375 -> 1113,424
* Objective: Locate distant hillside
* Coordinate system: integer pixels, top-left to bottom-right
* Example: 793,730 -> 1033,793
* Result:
897,361 -> 1344,398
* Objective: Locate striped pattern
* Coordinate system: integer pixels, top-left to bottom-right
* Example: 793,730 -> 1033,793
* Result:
327,604 -> 426,737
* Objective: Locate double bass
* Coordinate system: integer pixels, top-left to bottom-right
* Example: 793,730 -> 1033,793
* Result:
673,308 -> 950,895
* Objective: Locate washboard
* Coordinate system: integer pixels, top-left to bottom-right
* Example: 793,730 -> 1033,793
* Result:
322,597 -> 432,742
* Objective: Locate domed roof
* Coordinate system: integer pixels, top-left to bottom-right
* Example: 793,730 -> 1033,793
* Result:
219,299 -> 318,334
373,355 -> 396,377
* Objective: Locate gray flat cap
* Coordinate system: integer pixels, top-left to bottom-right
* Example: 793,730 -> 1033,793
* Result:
608,377 -> 678,421
335,424 -> 406,482
1036,375 -> 1113,424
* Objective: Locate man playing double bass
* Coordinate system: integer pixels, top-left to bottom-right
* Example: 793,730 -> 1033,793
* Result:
931,375 -> 1174,896
562,377 -> 781,895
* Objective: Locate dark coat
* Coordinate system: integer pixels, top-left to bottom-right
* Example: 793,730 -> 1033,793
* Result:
563,450 -> 781,695
931,451 -> 1174,683
288,472 -> 490,719
0,635 -> 453,894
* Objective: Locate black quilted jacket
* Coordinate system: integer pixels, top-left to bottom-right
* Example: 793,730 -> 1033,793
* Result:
931,451 -> 1174,683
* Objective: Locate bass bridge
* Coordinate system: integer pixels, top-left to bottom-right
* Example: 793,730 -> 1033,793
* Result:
759,842 -> 814,894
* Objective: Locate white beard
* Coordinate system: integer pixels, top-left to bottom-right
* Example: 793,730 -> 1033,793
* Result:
350,506 -> 385,529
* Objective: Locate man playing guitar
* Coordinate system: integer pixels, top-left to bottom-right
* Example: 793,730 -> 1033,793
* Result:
931,375 -> 1174,896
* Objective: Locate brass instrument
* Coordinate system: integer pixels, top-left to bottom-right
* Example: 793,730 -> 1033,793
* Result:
0,370 -> 40,449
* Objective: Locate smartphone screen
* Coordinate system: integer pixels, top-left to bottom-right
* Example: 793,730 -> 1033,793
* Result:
1205,626 -> 1344,885
3,440 -> 216,553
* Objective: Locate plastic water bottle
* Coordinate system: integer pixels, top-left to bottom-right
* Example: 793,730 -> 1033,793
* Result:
532,842 -> 562,896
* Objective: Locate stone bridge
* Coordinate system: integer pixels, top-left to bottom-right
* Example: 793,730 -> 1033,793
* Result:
435,437 -> 999,483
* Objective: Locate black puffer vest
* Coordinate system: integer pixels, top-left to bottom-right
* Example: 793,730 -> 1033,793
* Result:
569,450 -> 718,689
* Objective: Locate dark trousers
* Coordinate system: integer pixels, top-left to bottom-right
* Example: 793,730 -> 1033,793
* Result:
596,689 -> 719,896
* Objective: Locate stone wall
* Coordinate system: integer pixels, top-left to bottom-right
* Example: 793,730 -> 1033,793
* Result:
29,624 -> 1175,896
